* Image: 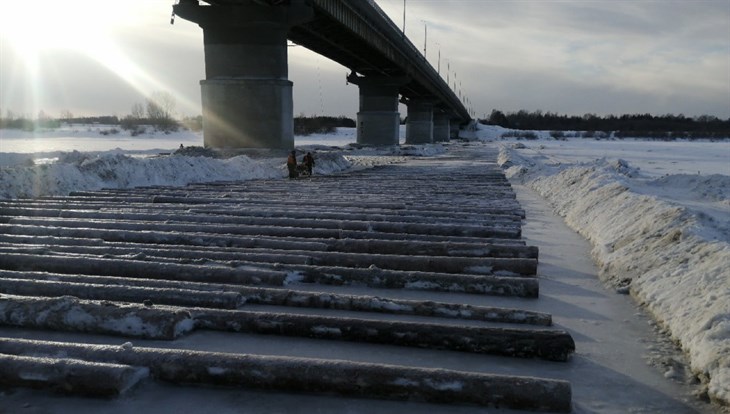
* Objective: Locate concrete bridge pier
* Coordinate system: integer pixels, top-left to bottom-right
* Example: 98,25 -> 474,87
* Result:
173,1 -> 312,149
433,112 -> 451,142
347,74 -> 408,146
450,122 -> 461,140
405,100 -> 434,145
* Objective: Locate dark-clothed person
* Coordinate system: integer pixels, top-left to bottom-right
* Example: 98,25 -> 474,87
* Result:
287,150 -> 298,179
303,152 -> 315,176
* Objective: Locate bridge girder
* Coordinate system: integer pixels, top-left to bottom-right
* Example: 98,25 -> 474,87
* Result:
199,0 -> 471,123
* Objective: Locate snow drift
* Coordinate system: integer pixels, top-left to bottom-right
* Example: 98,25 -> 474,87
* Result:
0,148 -> 358,199
0,125 -> 448,199
495,133 -> 730,406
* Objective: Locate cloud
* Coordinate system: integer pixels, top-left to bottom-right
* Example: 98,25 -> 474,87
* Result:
375,0 -> 730,118
1,0 -> 728,120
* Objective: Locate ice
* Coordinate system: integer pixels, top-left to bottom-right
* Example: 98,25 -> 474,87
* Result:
492,123 -> 730,405
0,124 -> 728,409
311,326 -> 342,336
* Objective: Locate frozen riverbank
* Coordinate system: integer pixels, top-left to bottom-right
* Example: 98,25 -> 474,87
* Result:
0,127 -> 431,199
490,125 -> 730,406
1,125 -> 727,410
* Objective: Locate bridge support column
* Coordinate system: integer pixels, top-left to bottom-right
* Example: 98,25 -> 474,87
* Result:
405,100 -> 433,144
433,113 -> 451,142
347,74 -> 408,146
173,1 -> 312,149
450,122 -> 461,140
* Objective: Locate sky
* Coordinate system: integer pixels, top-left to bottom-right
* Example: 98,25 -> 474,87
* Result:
0,0 -> 729,121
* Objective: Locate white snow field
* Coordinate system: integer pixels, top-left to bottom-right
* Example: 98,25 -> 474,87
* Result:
0,125 -> 728,412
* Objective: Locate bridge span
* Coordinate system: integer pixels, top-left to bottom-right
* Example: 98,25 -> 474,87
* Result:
173,0 -> 472,149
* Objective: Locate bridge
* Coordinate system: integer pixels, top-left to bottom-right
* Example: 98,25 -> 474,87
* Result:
173,0 -> 472,149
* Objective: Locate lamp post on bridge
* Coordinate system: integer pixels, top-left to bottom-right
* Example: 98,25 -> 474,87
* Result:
402,0 -> 406,38
446,60 -> 450,84
421,20 -> 427,60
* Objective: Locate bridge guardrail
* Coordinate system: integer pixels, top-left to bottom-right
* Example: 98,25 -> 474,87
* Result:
355,0 -> 470,121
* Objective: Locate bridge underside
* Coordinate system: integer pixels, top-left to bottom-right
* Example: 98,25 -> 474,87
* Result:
175,0 -> 470,149
288,12 -> 429,100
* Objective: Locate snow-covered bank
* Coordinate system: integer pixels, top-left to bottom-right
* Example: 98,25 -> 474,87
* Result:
0,148 -> 365,199
1,152 -> 267,199
0,124 -> 203,154
0,127 -> 442,199
494,129 -> 730,406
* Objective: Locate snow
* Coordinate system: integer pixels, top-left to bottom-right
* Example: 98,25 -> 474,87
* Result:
0,125 -> 188,152
0,126 -> 420,199
283,271 -> 305,285
389,377 -> 419,387
206,367 -> 228,376
0,124 -> 728,411
369,299 -> 413,312
486,122 -> 730,406
425,379 -> 464,392
311,326 -> 343,336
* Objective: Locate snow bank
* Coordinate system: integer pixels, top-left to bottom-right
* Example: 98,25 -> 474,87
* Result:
497,142 -> 730,405
0,126 -> 440,199
0,152 -> 277,199
0,124 -> 203,154
0,148 -> 362,199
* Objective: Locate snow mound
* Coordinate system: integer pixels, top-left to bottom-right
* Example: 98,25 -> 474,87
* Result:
606,158 -> 641,178
498,144 -> 730,406
0,132 -> 424,199
0,149 -> 356,199
650,174 -> 730,204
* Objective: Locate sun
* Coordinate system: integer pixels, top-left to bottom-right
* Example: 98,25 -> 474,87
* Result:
0,0 -> 120,113
0,0 -> 195,116
0,1 -> 113,57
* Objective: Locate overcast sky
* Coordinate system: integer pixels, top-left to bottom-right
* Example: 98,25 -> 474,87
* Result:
1,0 -> 728,120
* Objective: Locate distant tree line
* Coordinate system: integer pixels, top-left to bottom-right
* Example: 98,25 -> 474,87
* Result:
0,113 -> 121,130
1,99 -> 354,138
481,110 -> 730,139
120,91 -> 179,135
65,116 -> 121,125
0,91 -> 182,135
0,109 -> 61,131
294,115 -> 355,135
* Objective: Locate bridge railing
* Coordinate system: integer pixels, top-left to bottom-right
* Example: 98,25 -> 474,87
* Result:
366,1 -> 423,59
355,1 -> 469,121
365,1 -> 441,78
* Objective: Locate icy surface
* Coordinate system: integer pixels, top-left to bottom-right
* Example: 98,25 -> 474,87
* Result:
0,125 -> 727,411
488,123 -> 730,405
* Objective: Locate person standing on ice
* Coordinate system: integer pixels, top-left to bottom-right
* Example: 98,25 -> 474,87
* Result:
287,150 -> 298,179
303,152 -> 315,176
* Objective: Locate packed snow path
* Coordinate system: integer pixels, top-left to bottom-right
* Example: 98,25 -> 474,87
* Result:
0,148 -> 580,411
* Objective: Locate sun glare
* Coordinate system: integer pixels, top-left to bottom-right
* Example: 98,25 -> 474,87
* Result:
0,1 -> 112,56
0,0 -> 200,117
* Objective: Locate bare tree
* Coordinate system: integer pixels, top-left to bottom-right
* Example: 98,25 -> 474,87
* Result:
60,109 -> 74,123
146,91 -> 176,121
131,102 -> 145,120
